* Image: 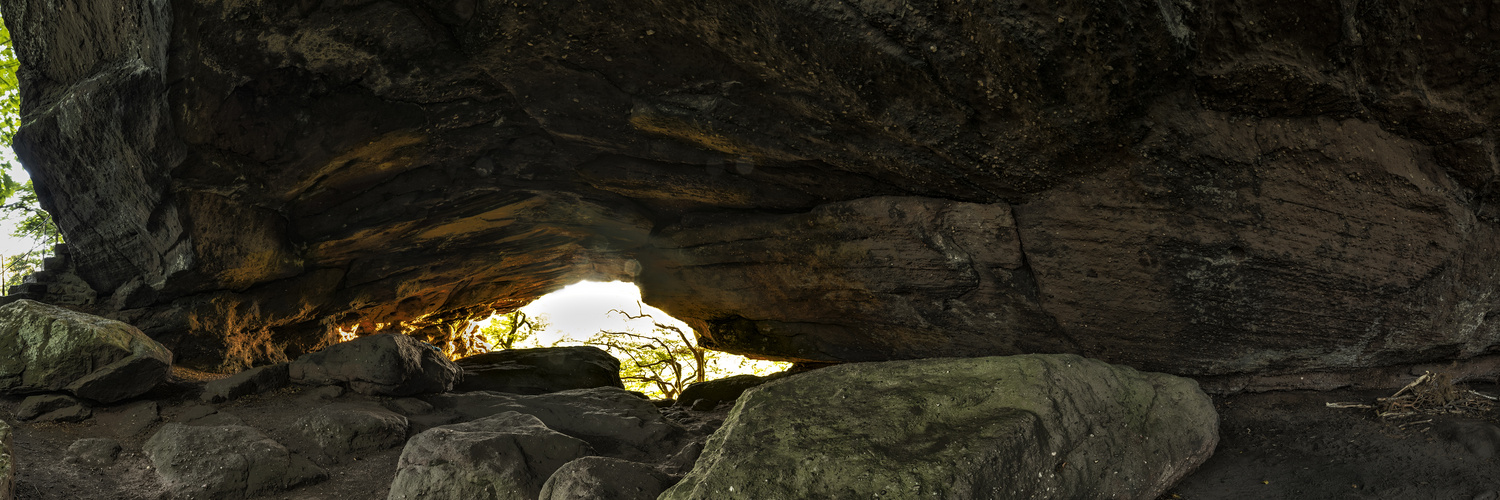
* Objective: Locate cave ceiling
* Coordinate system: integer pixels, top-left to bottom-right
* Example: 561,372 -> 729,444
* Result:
3,0 -> 1499,375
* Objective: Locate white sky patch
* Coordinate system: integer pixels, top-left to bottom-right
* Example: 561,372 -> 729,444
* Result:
518,280 -> 693,346
0,146 -> 40,258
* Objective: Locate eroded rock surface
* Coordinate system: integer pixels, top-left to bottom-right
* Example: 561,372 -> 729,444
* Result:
662,354 -> 1218,500
4,0 -> 1500,378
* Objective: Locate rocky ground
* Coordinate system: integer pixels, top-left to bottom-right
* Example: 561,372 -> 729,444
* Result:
0,299 -> 1492,499
1,366 -> 731,500
1,370 -> 1496,499
0,380 -> 1483,499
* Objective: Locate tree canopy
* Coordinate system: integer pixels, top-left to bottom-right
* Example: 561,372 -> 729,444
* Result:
0,14 -> 23,202
0,13 -> 62,288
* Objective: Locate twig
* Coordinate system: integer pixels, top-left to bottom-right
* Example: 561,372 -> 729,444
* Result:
1326,402 -> 1373,409
1398,419 -> 1432,428
1390,372 -> 1431,399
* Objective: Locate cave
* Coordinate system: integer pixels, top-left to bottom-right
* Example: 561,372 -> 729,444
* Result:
3,0 -> 1498,386
6,0 -> 1500,497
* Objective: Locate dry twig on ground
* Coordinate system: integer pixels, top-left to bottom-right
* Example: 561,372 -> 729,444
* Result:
1374,371 -> 1493,419
1326,371 -> 1496,422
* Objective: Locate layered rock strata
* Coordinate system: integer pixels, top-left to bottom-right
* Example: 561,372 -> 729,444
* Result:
2,0 -> 1497,377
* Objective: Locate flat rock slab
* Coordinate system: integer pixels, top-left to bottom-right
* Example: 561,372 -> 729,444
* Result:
64,438 -> 121,467
387,411 -> 593,500
290,333 -> 459,396
15,394 -> 85,421
0,300 -> 172,404
454,346 -> 623,395
661,354 -> 1218,500
143,423 -> 326,500
425,386 -> 684,461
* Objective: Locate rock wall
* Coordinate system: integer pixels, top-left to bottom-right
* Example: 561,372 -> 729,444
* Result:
2,0 -> 1498,376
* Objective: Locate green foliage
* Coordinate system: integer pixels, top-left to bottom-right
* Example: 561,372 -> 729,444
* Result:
0,15 -> 22,202
1,252 -> 40,288
1,182 -> 59,288
0,15 -> 61,290
478,311 -> 548,350
584,306 -> 791,400
586,311 -> 708,400
5,181 -> 56,240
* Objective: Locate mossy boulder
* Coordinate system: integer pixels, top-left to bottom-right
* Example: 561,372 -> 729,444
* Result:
661,354 -> 1218,500
0,300 -> 172,404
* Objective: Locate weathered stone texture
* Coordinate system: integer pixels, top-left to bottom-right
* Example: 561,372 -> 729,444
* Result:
143,423 -> 327,499
661,355 -> 1218,500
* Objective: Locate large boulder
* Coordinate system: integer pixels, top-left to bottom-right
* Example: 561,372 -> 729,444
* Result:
425,386 -> 684,461
674,374 -> 775,408
661,354 -> 1218,500
454,346 -> 623,395
143,423 -> 327,499
0,300 -> 171,403
387,411 -> 594,500
538,456 -> 677,500
293,403 -> 410,463
289,333 -> 460,396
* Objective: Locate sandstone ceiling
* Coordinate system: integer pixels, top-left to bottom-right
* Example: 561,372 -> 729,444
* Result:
3,0 -> 1498,375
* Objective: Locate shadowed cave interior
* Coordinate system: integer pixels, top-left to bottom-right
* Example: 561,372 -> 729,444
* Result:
2,0 -> 1500,498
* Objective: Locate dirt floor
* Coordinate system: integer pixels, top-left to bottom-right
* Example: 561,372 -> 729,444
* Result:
1165,382 -> 1500,500
3,370 -> 1498,499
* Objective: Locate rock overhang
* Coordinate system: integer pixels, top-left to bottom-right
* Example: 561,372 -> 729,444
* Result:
1,0 -> 1497,377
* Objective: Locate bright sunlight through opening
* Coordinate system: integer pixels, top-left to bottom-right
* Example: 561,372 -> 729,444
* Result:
469,281 -> 790,400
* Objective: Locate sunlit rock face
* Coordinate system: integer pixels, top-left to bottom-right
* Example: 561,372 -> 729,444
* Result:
3,0 -> 1498,375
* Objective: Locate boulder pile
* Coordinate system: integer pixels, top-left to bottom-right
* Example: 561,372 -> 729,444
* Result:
0,305 -> 1220,499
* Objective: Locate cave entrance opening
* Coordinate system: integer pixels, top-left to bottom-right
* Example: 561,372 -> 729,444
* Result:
468,280 -> 789,399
